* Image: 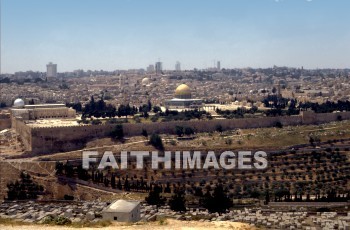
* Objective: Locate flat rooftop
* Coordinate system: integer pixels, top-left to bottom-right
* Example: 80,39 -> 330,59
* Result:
104,200 -> 140,213
25,119 -> 80,128
166,98 -> 202,102
24,104 -> 66,109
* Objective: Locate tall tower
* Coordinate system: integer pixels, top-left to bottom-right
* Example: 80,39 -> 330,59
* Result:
119,75 -> 125,88
175,61 -> 181,71
277,82 -> 282,99
155,62 -> 162,75
46,62 -> 57,78
217,61 -> 221,71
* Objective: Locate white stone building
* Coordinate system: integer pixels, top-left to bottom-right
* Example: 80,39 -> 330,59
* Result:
102,200 -> 141,222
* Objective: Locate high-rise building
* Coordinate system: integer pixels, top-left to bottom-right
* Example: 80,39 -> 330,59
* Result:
217,61 -> 221,71
175,61 -> 181,71
147,64 -> 155,73
46,62 -> 57,78
155,62 -> 162,75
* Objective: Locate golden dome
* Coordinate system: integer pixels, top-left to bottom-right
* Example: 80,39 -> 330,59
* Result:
175,84 -> 191,99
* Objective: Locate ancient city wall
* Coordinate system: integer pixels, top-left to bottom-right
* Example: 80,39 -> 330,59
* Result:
30,124 -> 116,154
122,115 -> 303,136
0,115 -> 11,130
13,119 -> 32,152
22,111 -> 350,154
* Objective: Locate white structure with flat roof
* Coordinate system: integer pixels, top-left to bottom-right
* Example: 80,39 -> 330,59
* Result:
102,200 -> 141,222
10,100 -> 76,129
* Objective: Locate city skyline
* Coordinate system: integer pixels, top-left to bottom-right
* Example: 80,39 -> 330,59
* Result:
1,0 -> 350,73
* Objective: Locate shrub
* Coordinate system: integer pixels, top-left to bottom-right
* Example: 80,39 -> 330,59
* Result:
216,124 -> 223,132
110,124 -> 124,140
169,140 -> 177,146
54,216 -> 72,225
149,134 -> 164,150
141,129 -> 148,137
134,116 -> 141,123
43,215 -> 72,225
91,119 -> 102,125
151,115 -> 159,122
275,121 -> 283,128
184,127 -> 195,136
64,194 -> 74,200
175,126 -> 184,137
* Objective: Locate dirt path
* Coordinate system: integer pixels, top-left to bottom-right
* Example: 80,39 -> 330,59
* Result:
0,219 -> 256,230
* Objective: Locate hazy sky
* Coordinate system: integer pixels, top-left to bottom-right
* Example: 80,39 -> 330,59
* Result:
1,0 -> 350,73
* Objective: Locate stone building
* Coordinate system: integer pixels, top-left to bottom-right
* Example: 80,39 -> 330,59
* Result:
9,98 -> 76,129
102,200 -> 141,222
10,99 -> 75,120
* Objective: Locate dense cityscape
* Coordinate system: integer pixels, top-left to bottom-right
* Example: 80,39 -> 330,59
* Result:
1,0 -> 350,229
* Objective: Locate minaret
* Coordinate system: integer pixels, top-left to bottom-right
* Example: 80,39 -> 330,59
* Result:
277,82 -> 282,99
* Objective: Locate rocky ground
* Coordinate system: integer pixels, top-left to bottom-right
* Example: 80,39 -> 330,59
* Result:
1,201 -> 350,229
0,219 -> 254,230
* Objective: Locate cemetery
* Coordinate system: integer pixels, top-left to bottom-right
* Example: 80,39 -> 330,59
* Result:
0,200 -> 349,229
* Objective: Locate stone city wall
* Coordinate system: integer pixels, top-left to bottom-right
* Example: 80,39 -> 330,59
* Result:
30,124 -> 115,154
122,115 -> 303,136
13,119 -> 32,152
0,113 -> 11,130
18,111 -> 350,154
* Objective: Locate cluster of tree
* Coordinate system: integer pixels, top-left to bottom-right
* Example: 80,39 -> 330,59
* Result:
158,109 -> 211,122
138,100 -> 153,118
169,189 -> 187,212
200,184 -> 233,214
262,95 -> 290,109
56,162 -> 167,192
55,161 -> 75,177
66,102 -> 82,112
28,99 -> 35,105
145,184 -> 166,208
82,96 -> 138,118
262,97 -> 350,115
216,106 -> 258,118
0,102 -> 6,108
0,76 -> 45,84
299,100 -> 350,113
145,184 -> 232,214
212,97 -> 299,118
215,100 -> 299,118
0,77 -> 11,83
265,188 -> 350,204
175,126 -> 195,137
55,157 -> 349,211
261,97 -> 299,116
6,171 -> 44,200
145,185 -> 187,212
